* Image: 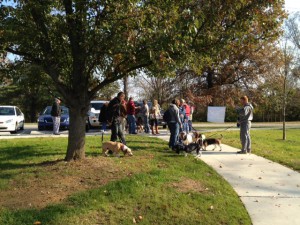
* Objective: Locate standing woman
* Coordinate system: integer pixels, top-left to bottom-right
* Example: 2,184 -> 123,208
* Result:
149,99 -> 161,135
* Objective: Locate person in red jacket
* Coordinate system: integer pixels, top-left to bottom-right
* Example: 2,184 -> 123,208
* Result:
126,97 -> 139,134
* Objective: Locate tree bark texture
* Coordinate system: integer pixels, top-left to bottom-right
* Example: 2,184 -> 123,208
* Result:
65,107 -> 87,161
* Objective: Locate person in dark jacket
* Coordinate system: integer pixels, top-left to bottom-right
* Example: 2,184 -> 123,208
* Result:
99,102 -> 109,133
168,99 -> 182,149
50,97 -> 61,135
106,92 -> 126,144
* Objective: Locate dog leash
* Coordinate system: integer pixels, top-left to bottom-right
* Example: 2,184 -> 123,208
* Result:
192,125 -> 236,138
205,125 -> 236,138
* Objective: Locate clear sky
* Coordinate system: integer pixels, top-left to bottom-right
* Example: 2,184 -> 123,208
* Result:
285,0 -> 300,12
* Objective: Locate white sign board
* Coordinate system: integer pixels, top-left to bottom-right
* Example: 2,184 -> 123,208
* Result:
207,106 -> 226,123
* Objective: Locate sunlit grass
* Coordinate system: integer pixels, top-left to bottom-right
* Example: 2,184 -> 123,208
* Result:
0,135 -> 251,225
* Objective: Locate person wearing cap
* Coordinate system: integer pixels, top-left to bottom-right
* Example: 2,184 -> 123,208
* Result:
51,97 -> 62,135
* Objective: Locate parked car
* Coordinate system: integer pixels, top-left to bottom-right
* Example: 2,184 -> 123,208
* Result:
37,106 -> 70,131
87,100 -> 108,129
0,105 -> 25,134
134,101 -> 167,128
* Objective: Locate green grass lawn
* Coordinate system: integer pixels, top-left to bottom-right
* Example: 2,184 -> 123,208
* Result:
0,135 -> 251,225
220,129 -> 300,172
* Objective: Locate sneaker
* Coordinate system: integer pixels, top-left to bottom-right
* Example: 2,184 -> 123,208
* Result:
237,150 -> 246,154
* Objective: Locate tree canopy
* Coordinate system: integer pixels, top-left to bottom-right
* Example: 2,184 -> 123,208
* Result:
0,0 -> 286,160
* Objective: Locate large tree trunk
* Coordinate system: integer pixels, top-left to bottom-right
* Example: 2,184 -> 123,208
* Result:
65,107 -> 87,161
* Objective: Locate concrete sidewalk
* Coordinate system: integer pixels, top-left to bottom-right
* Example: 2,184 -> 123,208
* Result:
155,134 -> 300,225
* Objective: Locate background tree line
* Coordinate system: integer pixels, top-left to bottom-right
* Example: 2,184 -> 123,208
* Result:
133,13 -> 300,123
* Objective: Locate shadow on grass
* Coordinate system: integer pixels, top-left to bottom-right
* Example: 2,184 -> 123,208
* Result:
0,145 -> 65,170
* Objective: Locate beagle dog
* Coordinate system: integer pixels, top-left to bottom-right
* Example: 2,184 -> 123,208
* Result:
200,134 -> 223,151
102,141 -> 133,157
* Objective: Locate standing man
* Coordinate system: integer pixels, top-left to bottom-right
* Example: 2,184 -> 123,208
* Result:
141,100 -> 150,134
168,99 -> 182,149
236,96 -> 254,154
107,92 -> 127,144
126,97 -> 139,134
51,97 -> 61,135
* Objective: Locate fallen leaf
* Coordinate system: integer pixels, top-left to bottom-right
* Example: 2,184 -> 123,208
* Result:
138,215 -> 143,220
133,218 -> 136,223
33,221 -> 42,225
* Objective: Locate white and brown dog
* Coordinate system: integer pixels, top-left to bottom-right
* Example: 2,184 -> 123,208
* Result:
102,141 -> 133,157
179,131 -> 193,145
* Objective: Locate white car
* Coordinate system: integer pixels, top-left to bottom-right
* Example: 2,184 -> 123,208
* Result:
87,100 -> 108,128
0,106 -> 25,134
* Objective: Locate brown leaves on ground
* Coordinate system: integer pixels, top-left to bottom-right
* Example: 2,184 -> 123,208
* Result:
0,155 -> 152,210
168,178 -> 208,193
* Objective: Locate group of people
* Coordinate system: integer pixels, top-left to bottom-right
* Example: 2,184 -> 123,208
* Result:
50,93 -> 253,154
98,92 -> 169,144
99,92 -> 195,148
165,95 -> 253,155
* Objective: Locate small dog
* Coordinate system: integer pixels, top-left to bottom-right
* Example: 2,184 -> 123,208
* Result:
200,134 -> 223,151
172,142 -> 202,158
179,131 -> 193,145
102,141 -> 133,157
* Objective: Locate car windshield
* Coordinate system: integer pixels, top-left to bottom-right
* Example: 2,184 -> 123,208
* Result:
42,106 -> 69,115
91,103 -> 104,110
0,107 -> 15,116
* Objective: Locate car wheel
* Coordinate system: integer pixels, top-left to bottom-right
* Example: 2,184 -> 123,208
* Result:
38,125 -> 44,131
10,123 -> 18,134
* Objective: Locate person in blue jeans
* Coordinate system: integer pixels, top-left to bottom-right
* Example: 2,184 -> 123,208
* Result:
126,97 -> 139,134
167,99 -> 182,149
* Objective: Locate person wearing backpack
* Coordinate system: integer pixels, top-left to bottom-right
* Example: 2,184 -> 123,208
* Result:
106,92 -> 126,144
167,99 -> 182,149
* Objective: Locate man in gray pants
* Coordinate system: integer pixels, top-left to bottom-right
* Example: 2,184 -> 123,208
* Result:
236,96 -> 253,154
51,97 -> 62,135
